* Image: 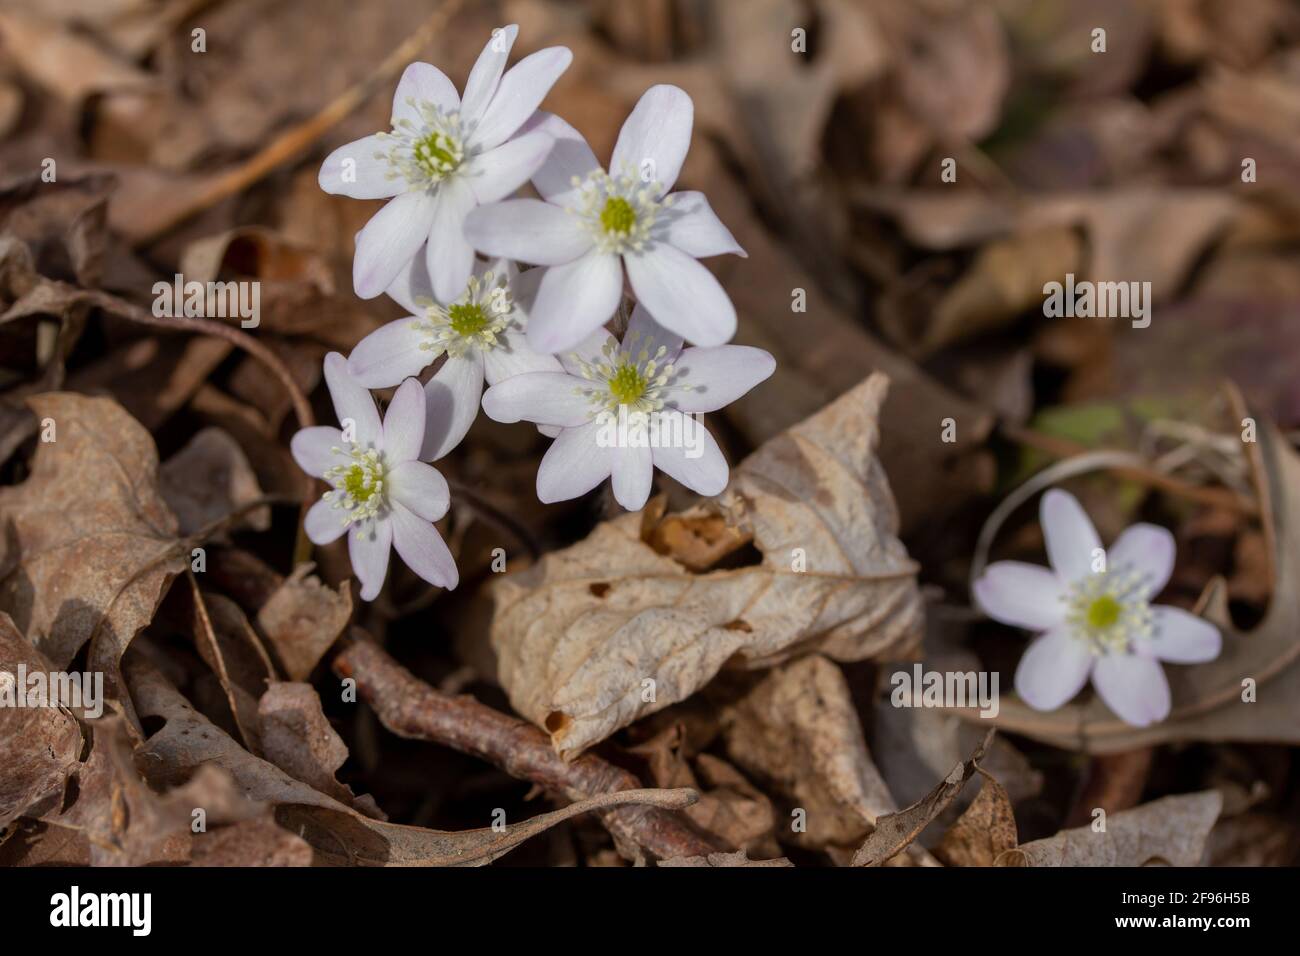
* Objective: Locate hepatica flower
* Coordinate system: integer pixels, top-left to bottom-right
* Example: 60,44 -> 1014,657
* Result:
291,354 -> 458,600
481,307 -> 774,510
973,489 -> 1221,727
347,253 -> 560,461
464,85 -> 746,353
319,25 -> 571,301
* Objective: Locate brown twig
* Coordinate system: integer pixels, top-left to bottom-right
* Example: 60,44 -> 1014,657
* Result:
333,640 -> 724,863
126,0 -> 467,246
1000,421 -> 1259,516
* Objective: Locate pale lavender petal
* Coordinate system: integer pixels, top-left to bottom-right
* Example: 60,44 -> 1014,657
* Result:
558,327 -> 618,376
650,412 -> 728,497
463,198 -> 591,265
1145,606 -> 1222,663
319,135 -> 401,199
347,318 -> 432,388
381,377 -> 427,463
668,345 -> 775,413
610,85 -> 693,197
387,460 -> 450,522
625,244 -> 736,346
536,421 -> 613,502
426,178 -> 478,304
384,247 -> 437,313
660,191 -> 745,258
1107,523 -> 1176,598
624,302 -> 681,361
353,191 -> 438,299
422,350 -> 485,461
482,371 -> 592,427
1041,489 -> 1102,585
290,426 -> 345,478
466,129 -> 554,205
611,443 -> 653,511
972,561 -> 1067,631
349,518 -> 393,601
460,24 -> 518,123
481,328 -> 563,384
304,499 -> 346,545
522,111 -> 600,206
472,46 -> 573,150
392,62 -> 459,126
527,250 -> 623,353
1092,653 -> 1171,727
389,501 -> 458,589
1014,629 -> 1094,711
323,352 -> 381,447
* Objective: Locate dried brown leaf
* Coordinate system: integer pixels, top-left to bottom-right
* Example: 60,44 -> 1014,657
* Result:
159,427 -> 269,536
933,769 -> 1018,867
255,564 -> 352,680
489,373 -> 923,759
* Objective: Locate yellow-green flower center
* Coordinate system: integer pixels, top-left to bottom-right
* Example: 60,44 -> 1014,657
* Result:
1085,594 -> 1122,631
600,197 -> 637,235
448,302 -> 488,336
343,464 -> 377,503
413,130 -> 461,179
608,362 -> 647,405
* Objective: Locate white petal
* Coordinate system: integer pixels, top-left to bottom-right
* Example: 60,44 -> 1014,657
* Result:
1145,606 -> 1221,663
1107,523 -> 1175,598
319,135 -> 401,199
538,424 -> 562,438
472,46 -> 573,150
510,263 -> 544,313
353,191 -> 438,299
466,129 -> 554,205
323,352 -> 381,447
1014,629 -> 1094,711
347,318 -> 432,388
1092,653 -> 1171,727
482,330 -> 563,384
536,421 -> 613,502
1040,489 -> 1102,585
384,247 -> 437,313
304,498 -> 347,545
389,501 -> 459,589
349,518 -> 393,602
668,345 -> 775,413
426,179 -> 478,304
527,250 -> 623,353
381,377 -> 427,463
660,191 -> 745,258
611,85 -> 693,197
421,351 -> 485,461
460,24 -> 518,123
392,62 -> 459,126
388,460 -> 450,522
481,371 -> 592,427
611,443 -> 653,511
625,245 -> 736,346
973,561 -> 1067,630
522,110 -> 600,206
650,412 -> 728,497
558,326 -> 617,376
290,426 -> 345,478
624,302 -> 681,360
463,198 -> 591,265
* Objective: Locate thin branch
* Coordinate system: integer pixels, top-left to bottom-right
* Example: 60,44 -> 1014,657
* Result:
333,639 -> 725,863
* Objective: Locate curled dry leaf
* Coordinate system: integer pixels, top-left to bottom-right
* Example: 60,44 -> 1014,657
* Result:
256,564 -> 353,680
719,655 -> 901,853
963,416 -> 1300,750
0,392 -> 185,723
159,426 -> 270,536
488,373 -> 923,760
0,612 -> 83,827
933,769 -> 1018,867
851,730 -> 994,867
997,791 -> 1222,867
124,653 -> 698,866
658,850 -> 794,868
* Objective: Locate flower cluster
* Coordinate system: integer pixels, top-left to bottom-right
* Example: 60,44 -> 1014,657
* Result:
294,26 -> 776,600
